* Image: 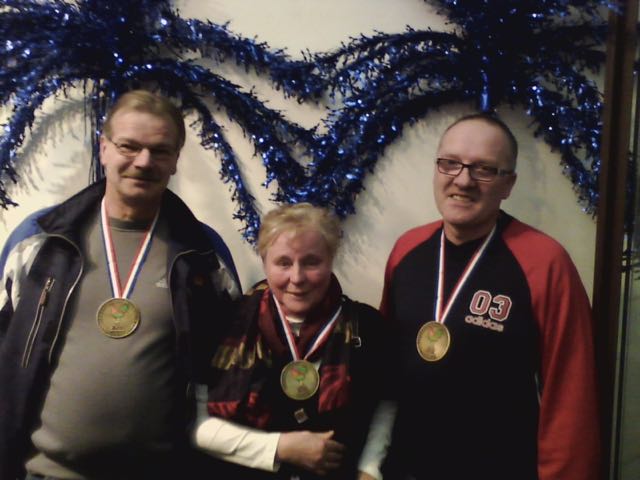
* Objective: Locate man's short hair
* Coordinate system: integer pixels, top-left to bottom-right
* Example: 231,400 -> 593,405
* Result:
257,203 -> 342,260
443,112 -> 518,169
102,90 -> 186,151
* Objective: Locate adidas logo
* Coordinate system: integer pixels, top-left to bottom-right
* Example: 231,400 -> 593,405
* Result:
464,314 -> 504,332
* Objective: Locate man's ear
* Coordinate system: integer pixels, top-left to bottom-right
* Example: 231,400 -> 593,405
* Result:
171,155 -> 178,175
501,173 -> 517,200
99,136 -> 108,166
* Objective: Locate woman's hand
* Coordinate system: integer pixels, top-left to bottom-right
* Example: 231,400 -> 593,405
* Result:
276,430 -> 346,476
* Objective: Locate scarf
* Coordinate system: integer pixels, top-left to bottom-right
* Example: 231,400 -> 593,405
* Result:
206,275 -> 356,429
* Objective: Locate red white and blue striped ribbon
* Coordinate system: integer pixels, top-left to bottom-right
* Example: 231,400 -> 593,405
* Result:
435,225 -> 496,324
273,294 -> 342,361
100,198 -> 159,299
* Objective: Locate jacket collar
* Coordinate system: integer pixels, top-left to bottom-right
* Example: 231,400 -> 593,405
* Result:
37,180 -> 212,252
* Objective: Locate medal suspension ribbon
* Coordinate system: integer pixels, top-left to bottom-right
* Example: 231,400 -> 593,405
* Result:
101,198 -> 159,299
434,225 -> 496,325
273,295 -> 342,401
273,295 -> 343,363
96,199 -> 159,338
416,225 -> 497,361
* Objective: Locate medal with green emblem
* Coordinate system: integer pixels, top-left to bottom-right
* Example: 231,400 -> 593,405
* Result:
417,227 -> 497,362
280,359 -> 320,401
97,297 -> 141,339
273,295 -> 343,401
97,199 -> 158,339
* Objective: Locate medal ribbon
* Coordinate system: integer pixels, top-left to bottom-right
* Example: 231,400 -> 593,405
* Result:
273,294 -> 342,361
435,225 -> 497,324
100,198 -> 159,299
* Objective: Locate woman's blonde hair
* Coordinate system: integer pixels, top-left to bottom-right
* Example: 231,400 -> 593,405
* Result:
257,203 -> 342,259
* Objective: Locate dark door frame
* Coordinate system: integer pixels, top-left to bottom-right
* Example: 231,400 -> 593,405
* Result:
593,2 -> 638,478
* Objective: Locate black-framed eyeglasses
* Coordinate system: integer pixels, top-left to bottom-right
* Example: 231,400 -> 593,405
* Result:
436,158 -> 514,182
105,136 -> 177,160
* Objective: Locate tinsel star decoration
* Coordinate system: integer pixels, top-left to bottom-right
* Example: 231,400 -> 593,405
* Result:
301,0 -> 617,217
0,0 -> 321,242
0,0 -> 621,243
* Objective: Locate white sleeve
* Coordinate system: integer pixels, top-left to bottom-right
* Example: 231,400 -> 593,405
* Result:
1,233 -> 44,309
357,400 -> 397,480
192,384 -> 282,472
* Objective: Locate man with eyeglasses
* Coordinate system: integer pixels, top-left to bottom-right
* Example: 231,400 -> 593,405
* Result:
380,113 -> 599,480
0,90 -> 241,479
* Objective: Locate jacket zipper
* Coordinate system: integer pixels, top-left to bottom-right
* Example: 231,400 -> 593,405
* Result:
47,234 -> 84,364
21,277 -> 55,368
167,248 -> 198,336
168,248 -> 208,400
166,248 -> 205,321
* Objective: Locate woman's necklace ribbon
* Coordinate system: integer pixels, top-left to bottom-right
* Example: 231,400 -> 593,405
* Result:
274,295 -> 342,400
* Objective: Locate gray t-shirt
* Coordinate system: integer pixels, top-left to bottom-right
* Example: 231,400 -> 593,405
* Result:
26,209 -> 178,479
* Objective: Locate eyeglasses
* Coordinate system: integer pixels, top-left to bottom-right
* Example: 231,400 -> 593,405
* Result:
436,158 -> 514,182
105,136 -> 177,160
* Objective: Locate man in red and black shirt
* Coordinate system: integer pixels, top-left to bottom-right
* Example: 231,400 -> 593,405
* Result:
380,113 -> 599,480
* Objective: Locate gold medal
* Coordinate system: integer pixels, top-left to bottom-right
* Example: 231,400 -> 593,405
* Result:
98,199 -> 159,340
280,359 -> 320,400
416,321 -> 450,362
96,298 -> 140,339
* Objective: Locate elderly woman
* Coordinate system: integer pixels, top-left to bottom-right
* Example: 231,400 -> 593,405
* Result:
194,203 -> 394,479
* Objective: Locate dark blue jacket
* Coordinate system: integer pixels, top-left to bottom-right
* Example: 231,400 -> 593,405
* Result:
0,181 -> 240,479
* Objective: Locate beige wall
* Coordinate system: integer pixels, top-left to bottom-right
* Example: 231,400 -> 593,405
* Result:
0,0 -> 597,306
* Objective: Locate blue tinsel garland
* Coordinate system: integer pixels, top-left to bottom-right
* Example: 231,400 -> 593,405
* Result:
0,0 -> 319,242
0,0 -> 618,242
303,0 -> 616,217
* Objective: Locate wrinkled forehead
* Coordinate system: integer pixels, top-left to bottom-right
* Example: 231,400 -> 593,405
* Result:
109,108 -> 174,129
108,109 -> 179,142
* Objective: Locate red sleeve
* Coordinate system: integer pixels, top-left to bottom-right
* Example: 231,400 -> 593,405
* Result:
379,222 -> 441,318
504,220 -> 600,480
